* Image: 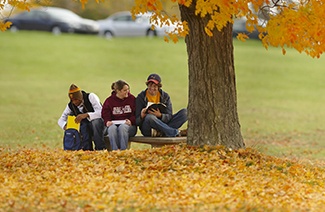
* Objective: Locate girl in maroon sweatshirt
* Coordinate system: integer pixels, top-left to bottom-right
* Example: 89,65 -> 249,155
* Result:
101,80 -> 137,150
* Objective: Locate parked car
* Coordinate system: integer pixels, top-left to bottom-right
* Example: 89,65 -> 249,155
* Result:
5,7 -> 99,34
233,17 -> 265,39
97,11 -> 176,38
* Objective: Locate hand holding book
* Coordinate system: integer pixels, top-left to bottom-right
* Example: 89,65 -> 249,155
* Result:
146,102 -> 167,114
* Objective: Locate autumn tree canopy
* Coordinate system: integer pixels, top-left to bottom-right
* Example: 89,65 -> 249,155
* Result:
128,0 -> 324,58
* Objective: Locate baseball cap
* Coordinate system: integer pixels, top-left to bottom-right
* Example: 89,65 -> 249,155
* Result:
146,73 -> 161,85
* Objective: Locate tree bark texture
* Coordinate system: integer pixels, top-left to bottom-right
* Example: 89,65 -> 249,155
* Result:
179,3 -> 245,149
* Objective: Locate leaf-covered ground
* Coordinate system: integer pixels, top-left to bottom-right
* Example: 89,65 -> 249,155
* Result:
1,145 -> 324,211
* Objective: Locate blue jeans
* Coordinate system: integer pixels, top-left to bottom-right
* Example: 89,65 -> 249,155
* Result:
140,108 -> 187,137
91,118 -> 106,150
80,120 -> 92,150
107,124 -> 137,150
80,118 -> 105,151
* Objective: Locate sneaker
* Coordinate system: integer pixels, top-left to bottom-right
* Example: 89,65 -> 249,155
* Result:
151,129 -> 162,137
151,129 -> 157,137
178,129 -> 187,137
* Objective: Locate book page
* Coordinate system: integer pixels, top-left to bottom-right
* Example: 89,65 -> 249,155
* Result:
146,102 -> 154,109
112,120 -> 126,125
67,115 -> 80,131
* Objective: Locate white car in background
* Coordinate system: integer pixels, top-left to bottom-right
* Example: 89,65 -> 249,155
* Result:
97,11 -> 176,38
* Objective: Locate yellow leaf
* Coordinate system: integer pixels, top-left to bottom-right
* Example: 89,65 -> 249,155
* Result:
237,33 -> 249,42
204,27 -> 213,37
0,21 -> 12,32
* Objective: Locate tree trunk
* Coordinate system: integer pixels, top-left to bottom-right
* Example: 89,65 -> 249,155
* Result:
179,3 -> 245,150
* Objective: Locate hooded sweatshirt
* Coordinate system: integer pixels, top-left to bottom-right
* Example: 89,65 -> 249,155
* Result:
101,91 -> 136,125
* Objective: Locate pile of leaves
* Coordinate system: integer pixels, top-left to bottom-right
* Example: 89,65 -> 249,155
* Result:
1,145 -> 324,211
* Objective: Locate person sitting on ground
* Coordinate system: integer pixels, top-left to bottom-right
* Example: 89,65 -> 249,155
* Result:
101,80 -> 137,151
58,84 -> 106,150
135,73 -> 187,137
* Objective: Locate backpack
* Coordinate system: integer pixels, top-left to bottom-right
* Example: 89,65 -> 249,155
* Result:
63,129 -> 82,150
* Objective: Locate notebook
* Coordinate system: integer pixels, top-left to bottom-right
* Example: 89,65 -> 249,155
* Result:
66,115 -> 80,131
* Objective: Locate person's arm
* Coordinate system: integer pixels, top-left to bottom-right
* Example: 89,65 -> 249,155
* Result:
101,97 -> 113,126
129,95 -> 136,125
58,105 -> 72,130
87,93 -> 102,121
135,91 -> 146,126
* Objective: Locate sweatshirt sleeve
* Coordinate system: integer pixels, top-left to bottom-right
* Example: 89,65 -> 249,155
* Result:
130,95 -> 136,125
101,97 -> 112,125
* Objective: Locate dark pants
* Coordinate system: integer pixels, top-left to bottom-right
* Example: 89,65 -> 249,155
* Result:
80,118 -> 105,150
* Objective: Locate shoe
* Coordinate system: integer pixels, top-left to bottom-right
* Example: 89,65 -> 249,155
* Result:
151,128 -> 157,137
151,129 -> 162,137
178,129 -> 187,137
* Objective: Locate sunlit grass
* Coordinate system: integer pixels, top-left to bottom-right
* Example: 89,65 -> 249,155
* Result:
234,40 -> 325,159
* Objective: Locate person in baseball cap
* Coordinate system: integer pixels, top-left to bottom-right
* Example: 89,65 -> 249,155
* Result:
146,73 -> 162,86
135,73 -> 188,137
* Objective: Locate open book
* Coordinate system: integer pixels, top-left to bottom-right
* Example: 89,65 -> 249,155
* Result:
146,102 -> 167,113
66,115 -> 80,131
112,120 -> 126,125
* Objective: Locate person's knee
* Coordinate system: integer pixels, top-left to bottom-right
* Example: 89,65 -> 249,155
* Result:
178,108 -> 188,122
119,124 -> 129,133
180,108 -> 187,117
144,114 -> 158,124
91,119 -> 105,136
91,118 -> 104,128
108,125 -> 117,134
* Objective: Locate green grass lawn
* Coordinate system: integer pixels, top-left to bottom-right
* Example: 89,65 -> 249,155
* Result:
234,40 -> 325,160
1,31 -> 325,160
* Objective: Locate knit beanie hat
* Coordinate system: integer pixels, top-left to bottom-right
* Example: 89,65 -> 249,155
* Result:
68,84 -> 83,100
